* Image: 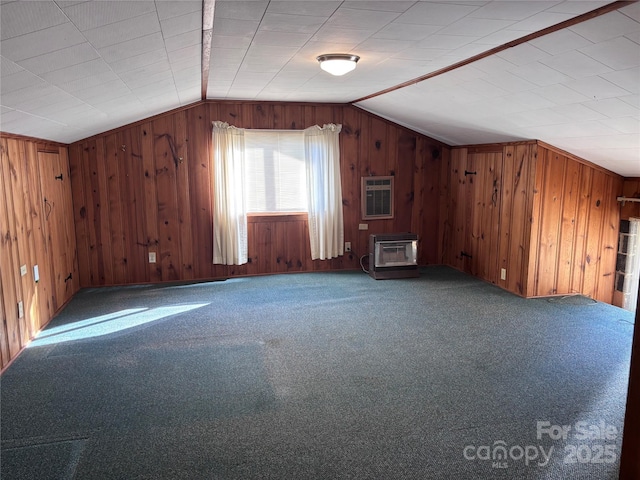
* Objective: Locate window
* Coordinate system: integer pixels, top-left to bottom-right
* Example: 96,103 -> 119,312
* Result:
244,130 -> 307,213
212,121 -> 343,264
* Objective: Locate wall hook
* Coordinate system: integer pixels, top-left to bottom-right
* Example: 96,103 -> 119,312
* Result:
121,145 -> 126,151
55,173 -> 63,181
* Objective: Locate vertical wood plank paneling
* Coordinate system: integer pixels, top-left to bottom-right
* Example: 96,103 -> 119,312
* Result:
411,139 -> 426,263
369,117 -> 388,176
534,150 -> 566,296
449,149 -> 467,270
596,175 -> 622,303
529,144 -> 621,301
174,111 -> 194,280
441,142 -> 619,300
386,125 -> 398,180
16,141 -> 41,336
458,150 -> 504,285
395,133 -> 416,232
556,160 -> 581,294
0,135 -> 78,370
582,169 -> 607,298
422,144 -> 441,265
122,126 -> 147,283
69,143 -> 91,288
190,104 -> 213,280
15,141 -> 35,336
438,147 -> 451,264
526,145 -> 544,297
153,115 -> 182,282
83,141 -> 100,286
498,146 -> 514,290
39,151 -> 62,310
490,152 -> 503,284
340,106 -> 360,263
25,143 -> 53,327
368,117 -> 389,236
0,140 -> 23,359
570,166 -> 593,296
274,221 -> 287,273
105,134 -> 127,284
357,111 -> 372,252
520,144 -> 537,294
508,144 -> 534,295
465,152 -> 480,275
467,153 -> 481,276
67,102 -> 443,286
141,123 -> 161,283
59,147 -> 79,298
282,104 -> 304,130
94,138 -> 114,285
6,139 -> 33,343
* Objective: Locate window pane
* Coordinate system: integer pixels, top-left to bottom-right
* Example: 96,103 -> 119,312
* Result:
245,131 -> 307,213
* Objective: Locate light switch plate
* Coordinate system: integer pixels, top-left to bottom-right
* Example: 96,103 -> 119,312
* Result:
34,265 -> 40,282
149,252 -> 157,263
20,264 -> 27,276
18,301 -> 24,318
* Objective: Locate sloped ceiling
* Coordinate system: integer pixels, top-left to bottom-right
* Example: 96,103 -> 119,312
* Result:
1,1 -> 639,176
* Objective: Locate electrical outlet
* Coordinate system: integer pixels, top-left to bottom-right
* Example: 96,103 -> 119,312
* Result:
359,223 -> 369,230
149,252 -> 157,263
20,264 -> 27,276
345,242 -> 351,252
18,301 -> 24,319
500,268 -> 506,280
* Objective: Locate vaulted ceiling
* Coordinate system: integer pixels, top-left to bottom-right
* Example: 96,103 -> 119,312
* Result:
1,1 -> 639,175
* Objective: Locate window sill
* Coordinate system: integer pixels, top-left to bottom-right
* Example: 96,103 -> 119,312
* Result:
247,213 -> 308,223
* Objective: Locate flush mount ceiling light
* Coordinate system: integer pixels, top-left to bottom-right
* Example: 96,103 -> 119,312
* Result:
316,54 -> 360,76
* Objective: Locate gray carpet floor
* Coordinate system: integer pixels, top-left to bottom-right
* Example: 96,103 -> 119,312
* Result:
0,266 -> 634,479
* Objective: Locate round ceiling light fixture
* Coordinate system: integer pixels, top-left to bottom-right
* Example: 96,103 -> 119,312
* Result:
316,54 -> 360,76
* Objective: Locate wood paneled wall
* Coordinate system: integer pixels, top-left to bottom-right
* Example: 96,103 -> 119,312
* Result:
0,135 -> 78,370
441,141 -> 623,303
68,101 -> 446,287
527,144 -> 623,303
440,143 -> 537,296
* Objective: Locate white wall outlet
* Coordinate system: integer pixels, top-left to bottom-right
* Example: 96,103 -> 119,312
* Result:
500,268 -> 506,280
359,223 -> 369,230
148,252 -> 157,263
20,264 -> 27,276
18,301 -> 24,319
33,265 -> 39,282
345,242 -> 351,252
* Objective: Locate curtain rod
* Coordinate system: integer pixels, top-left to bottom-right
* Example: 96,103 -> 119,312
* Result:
617,196 -> 640,206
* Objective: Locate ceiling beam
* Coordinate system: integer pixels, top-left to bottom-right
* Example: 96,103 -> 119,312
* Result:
201,0 -> 216,100
352,0 -> 635,104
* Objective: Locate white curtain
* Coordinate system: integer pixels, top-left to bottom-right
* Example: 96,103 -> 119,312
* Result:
212,121 -> 248,265
304,124 -> 344,260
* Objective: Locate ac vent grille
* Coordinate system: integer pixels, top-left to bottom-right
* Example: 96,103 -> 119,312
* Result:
362,176 -> 394,219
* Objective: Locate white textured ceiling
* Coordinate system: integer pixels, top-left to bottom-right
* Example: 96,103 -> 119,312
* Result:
1,0 -> 202,142
1,1 -> 639,176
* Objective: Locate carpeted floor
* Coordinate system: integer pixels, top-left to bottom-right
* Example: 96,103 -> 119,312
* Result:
1,266 -> 634,479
